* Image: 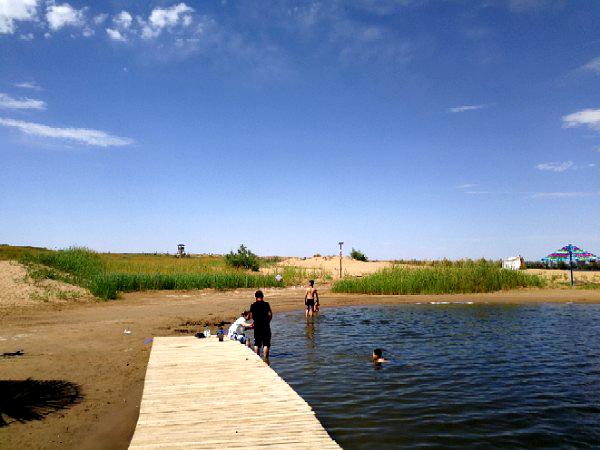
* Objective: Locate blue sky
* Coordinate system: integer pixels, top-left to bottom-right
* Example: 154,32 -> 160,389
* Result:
1,0 -> 599,260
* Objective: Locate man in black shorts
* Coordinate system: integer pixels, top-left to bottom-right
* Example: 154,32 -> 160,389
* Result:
250,290 -> 272,361
304,280 -> 319,319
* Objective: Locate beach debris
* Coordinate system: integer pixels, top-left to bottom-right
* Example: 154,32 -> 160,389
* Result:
275,273 -> 283,282
2,349 -> 24,358
144,338 -> 153,345
124,329 -> 132,335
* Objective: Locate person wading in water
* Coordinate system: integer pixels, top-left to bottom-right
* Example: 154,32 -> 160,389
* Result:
304,280 -> 319,319
250,290 -> 272,363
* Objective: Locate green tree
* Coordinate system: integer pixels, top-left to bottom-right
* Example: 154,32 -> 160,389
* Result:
224,244 -> 260,271
350,248 -> 368,262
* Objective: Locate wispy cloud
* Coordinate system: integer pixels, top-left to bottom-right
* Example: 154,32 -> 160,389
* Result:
580,56 -> 600,74
0,117 -> 133,147
508,0 -> 563,13
532,191 -> 600,199
448,104 -> 486,113
106,27 -> 126,42
535,161 -> 574,172
0,93 -> 46,110
562,108 -> 600,131
456,183 -> 477,189
13,81 -> 42,91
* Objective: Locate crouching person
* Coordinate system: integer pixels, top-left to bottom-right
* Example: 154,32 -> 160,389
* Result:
227,311 -> 253,347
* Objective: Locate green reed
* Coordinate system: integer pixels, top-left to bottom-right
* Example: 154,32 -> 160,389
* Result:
19,247 -> 284,300
332,263 -> 545,295
88,272 -> 283,300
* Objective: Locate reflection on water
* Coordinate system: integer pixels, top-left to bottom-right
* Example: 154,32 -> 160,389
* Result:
269,304 -> 600,449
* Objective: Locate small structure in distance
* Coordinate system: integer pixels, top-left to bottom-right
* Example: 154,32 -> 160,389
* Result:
176,244 -> 187,258
502,255 -> 525,270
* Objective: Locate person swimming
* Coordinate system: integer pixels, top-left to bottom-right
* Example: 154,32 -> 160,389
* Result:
372,348 -> 388,364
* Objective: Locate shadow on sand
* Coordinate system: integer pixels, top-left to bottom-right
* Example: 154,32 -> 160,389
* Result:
0,379 -> 82,426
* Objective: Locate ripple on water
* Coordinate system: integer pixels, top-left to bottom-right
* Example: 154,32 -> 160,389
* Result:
269,304 -> 600,449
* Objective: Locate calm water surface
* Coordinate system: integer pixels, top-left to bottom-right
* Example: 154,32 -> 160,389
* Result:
268,304 -> 600,449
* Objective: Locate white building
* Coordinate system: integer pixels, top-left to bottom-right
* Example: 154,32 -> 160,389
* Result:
502,256 -> 525,270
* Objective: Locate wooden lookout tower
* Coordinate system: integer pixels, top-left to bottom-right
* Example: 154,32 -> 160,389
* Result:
176,244 -> 186,258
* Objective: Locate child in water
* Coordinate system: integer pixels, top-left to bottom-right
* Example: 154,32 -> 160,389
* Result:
372,348 -> 388,364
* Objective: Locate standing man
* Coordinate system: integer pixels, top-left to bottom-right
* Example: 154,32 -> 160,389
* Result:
305,280 -> 319,319
250,290 -> 272,361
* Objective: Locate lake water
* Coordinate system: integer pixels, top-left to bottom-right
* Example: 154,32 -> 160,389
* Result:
268,304 -> 600,449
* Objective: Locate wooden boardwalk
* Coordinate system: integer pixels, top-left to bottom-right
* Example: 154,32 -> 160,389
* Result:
129,336 -> 341,449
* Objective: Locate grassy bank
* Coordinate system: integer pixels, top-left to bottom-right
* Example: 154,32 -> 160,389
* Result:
18,247 -> 286,300
332,263 -> 546,295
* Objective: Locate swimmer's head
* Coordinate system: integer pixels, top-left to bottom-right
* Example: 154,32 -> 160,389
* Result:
373,348 -> 383,360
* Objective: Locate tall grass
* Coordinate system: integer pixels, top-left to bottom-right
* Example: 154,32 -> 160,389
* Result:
100,253 -> 227,274
0,244 -> 47,261
332,263 -> 545,295
392,258 -> 501,268
19,247 -> 285,300
88,272 -> 283,299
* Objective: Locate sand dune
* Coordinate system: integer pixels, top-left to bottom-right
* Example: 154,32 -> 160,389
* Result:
273,256 -> 392,278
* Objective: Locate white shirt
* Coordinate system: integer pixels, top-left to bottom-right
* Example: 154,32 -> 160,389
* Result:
228,316 -> 252,338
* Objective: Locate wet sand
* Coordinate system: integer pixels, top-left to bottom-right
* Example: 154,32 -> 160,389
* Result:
1,287 -> 599,450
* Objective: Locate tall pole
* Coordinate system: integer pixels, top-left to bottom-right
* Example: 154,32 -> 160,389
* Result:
568,244 -> 574,287
338,242 -> 344,279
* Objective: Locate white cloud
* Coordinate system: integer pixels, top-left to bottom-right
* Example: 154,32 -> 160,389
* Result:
46,3 -> 85,31
14,81 -> 41,90
106,11 -> 132,41
562,109 -> 600,131
19,31 -> 33,40
508,0 -> 557,13
149,3 -> 193,29
581,56 -> 600,74
448,104 -> 486,113
113,11 -> 132,29
456,183 -> 477,189
533,191 -> 600,199
0,117 -> 133,147
141,3 -> 194,39
0,0 -> 38,34
0,93 -> 45,110
93,13 -> 108,25
106,27 -> 126,41
535,161 -> 574,172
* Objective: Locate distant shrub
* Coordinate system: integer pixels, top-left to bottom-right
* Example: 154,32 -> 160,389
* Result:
224,245 -> 260,271
350,248 -> 368,262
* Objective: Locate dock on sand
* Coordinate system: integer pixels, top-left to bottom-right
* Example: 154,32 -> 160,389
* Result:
129,336 -> 341,449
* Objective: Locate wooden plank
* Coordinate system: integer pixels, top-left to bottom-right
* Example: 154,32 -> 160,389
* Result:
129,337 -> 341,450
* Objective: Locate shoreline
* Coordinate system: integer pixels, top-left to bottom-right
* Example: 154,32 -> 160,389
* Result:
1,287 -> 600,449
